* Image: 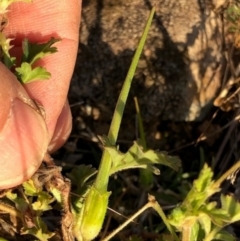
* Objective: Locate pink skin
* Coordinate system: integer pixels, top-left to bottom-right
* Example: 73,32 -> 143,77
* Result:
0,0 -> 81,188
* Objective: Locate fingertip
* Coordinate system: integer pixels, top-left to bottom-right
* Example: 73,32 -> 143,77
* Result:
0,64 -> 49,188
0,98 -> 49,189
48,101 -> 72,153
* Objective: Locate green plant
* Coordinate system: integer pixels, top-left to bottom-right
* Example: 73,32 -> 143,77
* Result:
71,7 -> 181,241
168,162 -> 240,241
0,3 -> 181,240
0,0 -> 59,83
2,1 -> 240,241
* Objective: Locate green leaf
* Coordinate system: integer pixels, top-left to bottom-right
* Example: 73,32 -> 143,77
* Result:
213,230 -> 236,241
66,165 -> 97,195
48,187 -> 62,203
198,212 -> 212,236
32,192 -> 53,212
23,179 -> 54,213
168,164 -> 228,240
6,191 -> 29,214
15,62 -> 51,83
23,179 -> 42,196
22,37 -> 60,65
105,140 -> 181,175
194,164 -> 214,193
67,165 -> 97,217
21,216 -> 55,241
168,206 -> 187,230
14,38 -> 60,83
182,164 -> 220,209
200,203 -> 230,227
221,195 -> 240,223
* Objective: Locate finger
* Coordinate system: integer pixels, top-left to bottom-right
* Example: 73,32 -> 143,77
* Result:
5,0 -> 80,139
0,63 -> 49,189
48,100 -> 72,153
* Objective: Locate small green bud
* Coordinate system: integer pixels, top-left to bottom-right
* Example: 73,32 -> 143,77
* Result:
74,186 -> 111,241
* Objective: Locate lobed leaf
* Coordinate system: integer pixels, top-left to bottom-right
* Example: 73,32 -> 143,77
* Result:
66,165 -> 97,195
200,203 -> 230,227
221,194 -> 240,223
23,179 -> 42,196
31,192 -> 53,212
6,191 -> 29,214
15,62 -> 51,83
181,164 -> 220,210
21,37 -> 60,65
21,216 -> 55,241
105,139 -> 181,176
168,164 -> 240,240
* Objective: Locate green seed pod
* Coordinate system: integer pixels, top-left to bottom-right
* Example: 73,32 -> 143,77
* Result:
76,186 -> 111,241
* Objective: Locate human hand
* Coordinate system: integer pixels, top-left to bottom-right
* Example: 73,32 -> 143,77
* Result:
0,0 -> 81,188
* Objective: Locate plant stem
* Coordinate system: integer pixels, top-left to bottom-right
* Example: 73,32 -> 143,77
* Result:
102,194 -> 179,241
94,8 -> 155,193
149,195 -> 180,241
102,200 -> 153,241
213,160 -> 240,188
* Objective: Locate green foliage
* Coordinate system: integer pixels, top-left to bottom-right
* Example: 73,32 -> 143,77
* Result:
67,165 -> 98,218
66,165 -> 97,196
21,216 -> 54,241
104,139 -> 181,175
0,1 -> 179,240
0,32 -> 16,68
21,37 -> 59,65
0,11 -> 60,83
168,164 -> 240,241
15,38 -> 60,83
71,8 -> 159,241
3,181 -> 56,240
2,1 -> 240,241
15,62 -> 51,83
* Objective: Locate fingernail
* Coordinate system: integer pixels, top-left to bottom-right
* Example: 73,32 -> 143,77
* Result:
0,98 -> 49,189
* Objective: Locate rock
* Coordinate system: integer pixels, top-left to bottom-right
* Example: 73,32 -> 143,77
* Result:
71,0 -> 225,123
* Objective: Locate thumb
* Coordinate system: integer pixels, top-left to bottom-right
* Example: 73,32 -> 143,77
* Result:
0,63 -> 49,189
